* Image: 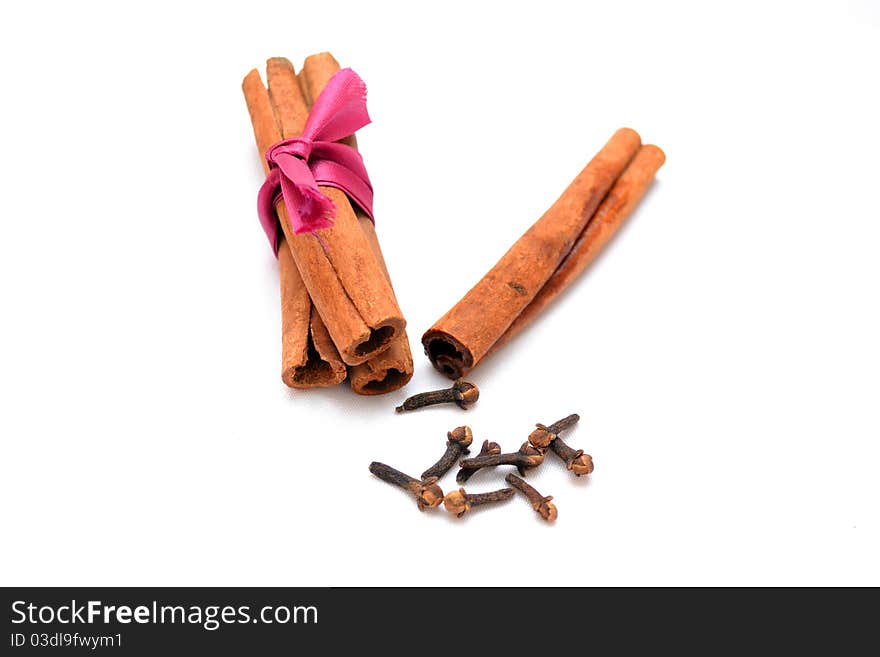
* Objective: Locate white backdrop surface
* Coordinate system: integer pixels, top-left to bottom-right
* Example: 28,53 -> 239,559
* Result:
1,1 -> 878,586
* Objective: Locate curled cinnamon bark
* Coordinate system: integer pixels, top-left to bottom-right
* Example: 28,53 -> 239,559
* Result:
298,53 -> 414,394
490,144 -> 666,353
347,217 -> 414,394
241,66 -> 345,388
278,244 -> 346,387
243,58 -> 406,367
422,128 -> 643,378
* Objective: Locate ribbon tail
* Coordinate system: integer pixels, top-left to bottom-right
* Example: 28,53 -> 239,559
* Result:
257,168 -> 282,254
301,69 -> 371,143
280,174 -> 336,235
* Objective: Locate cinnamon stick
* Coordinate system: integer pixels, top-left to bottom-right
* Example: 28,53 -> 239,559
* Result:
278,244 -> 347,387
243,58 -> 406,366
299,53 -> 414,395
348,216 -> 415,394
241,69 -> 345,388
422,128 -> 643,378
489,144 -> 666,354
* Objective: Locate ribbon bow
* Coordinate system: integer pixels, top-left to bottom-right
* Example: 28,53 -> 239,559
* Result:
257,68 -> 374,252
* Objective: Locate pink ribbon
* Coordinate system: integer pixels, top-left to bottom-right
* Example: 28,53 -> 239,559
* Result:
257,68 -> 374,252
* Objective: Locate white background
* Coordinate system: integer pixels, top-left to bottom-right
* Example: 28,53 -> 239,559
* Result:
1,1 -> 878,586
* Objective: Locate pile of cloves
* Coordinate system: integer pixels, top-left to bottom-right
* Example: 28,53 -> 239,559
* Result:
369,413 -> 592,522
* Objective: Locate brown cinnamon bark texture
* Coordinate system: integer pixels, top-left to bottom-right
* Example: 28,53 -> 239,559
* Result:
422,128 -> 643,378
278,244 -> 347,387
243,58 -> 405,367
298,53 -> 414,395
348,217 -> 414,393
241,69 -> 345,388
489,144 -> 666,354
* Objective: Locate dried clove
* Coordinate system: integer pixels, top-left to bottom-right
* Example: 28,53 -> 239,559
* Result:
421,426 -> 473,480
369,462 -> 444,511
443,487 -> 514,517
526,413 -> 592,476
456,439 -> 502,484
395,379 -> 479,413
527,413 -> 580,449
458,441 -> 545,479
551,437 -> 594,476
506,473 -> 557,522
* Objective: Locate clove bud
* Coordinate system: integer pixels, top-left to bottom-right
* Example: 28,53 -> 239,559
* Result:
527,413 -> 580,449
421,426 -> 473,480
443,487 -> 514,517
506,473 -> 557,522
369,462 -> 444,511
395,379 -> 479,413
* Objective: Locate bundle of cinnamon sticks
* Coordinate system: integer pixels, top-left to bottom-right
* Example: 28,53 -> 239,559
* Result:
422,128 -> 665,378
242,53 -> 413,395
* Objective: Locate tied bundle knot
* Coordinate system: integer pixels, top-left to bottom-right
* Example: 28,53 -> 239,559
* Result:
266,137 -> 314,164
256,68 -> 375,253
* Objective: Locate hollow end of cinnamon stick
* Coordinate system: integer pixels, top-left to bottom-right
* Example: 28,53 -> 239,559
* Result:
283,314 -> 347,388
351,368 -> 411,394
343,321 -> 402,364
421,330 -> 474,380
283,353 -> 346,388
348,332 -> 414,394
